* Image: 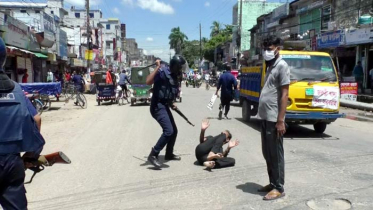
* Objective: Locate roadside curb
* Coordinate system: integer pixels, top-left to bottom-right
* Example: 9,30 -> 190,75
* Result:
340,99 -> 373,112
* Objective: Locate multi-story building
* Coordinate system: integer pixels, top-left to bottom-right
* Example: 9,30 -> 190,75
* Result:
233,0 -> 283,54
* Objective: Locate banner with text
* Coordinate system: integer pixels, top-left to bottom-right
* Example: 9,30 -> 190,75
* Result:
312,86 -> 340,110
340,82 -> 358,101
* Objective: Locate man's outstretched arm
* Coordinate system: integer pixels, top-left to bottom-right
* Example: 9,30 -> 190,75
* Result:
200,119 -> 210,144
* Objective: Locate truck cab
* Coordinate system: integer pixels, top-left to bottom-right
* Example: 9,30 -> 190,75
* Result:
240,50 -> 344,134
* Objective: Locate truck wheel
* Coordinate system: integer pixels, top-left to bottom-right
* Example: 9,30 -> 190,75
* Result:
239,97 -> 243,106
242,100 -> 251,122
314,122 -> 327,134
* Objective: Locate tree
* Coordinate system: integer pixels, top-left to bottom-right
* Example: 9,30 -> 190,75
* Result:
168,27 -> 188,55
182,40 -> 200,67
210,21 -> 222,37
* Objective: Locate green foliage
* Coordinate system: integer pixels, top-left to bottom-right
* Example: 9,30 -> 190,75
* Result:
182,40 -> 200,67
168,27 -> 188,55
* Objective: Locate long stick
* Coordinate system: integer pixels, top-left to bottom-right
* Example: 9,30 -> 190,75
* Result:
173,108 -> 195,127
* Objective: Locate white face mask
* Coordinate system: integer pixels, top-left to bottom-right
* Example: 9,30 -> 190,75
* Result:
263,50 -> 277,61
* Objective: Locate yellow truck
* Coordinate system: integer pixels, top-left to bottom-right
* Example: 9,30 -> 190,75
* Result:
240,50 -> 344,133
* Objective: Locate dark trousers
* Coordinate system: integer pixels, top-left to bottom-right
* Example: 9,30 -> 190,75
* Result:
0,154 -> 27,210
220,96 -> 231,116
151,103 -> 178,154
195,144 -> 235,169
261,121 -> 285,193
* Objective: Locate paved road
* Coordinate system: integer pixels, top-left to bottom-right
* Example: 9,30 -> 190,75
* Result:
25,85 -> 373,210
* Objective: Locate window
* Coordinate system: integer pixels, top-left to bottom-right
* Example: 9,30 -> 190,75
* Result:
106,24 -> 110,30
35,10 -> 40,14
75,13 -> 80,18
20,10 -> 27,13
321,5 -> 331,30
51,10 -> 54,14
89,13 -> 94,18
299,8 -> 321,39
106,41 -> 111,48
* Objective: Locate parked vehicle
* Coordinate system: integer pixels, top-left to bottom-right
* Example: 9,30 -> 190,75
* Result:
130,66 -> 152,106
239,50 -> 344,134
93,71 -> 116,106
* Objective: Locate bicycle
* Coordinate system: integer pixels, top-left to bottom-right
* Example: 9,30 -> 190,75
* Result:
65,86 -> 88,109
116,86 -> 131,106
26,92 -> 43,115
40,94 -> 51,111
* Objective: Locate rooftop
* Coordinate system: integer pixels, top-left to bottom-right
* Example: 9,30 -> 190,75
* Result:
0,2 -> 47,8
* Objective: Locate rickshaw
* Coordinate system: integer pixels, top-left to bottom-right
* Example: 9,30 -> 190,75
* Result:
130,66 -> 152,106
92,71 -> 116,106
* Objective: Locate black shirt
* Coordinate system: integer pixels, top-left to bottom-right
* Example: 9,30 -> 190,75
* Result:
195,133 -> 226,157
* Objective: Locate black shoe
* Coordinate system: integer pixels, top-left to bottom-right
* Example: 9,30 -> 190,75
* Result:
147,148 -> 161,168
224,114 -> 229,119
218,110 -> 222,120
165,154 -> 181,161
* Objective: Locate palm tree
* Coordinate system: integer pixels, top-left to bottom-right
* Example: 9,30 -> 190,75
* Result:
210,21 -> 222,37
168,27 -> 188,55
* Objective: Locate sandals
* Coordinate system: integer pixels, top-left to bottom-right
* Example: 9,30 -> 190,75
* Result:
263,189 -> 285,201
203,161 -> 215,169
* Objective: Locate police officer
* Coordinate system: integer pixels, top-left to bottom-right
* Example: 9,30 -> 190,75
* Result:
0,37 -> 45,209
146,55 -> 188,168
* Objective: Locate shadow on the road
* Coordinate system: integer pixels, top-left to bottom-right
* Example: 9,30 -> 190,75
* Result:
47,107 -> 62,111
130,104 -> 150,107
230,103 -> 241,107
235,118 -> 261,132
285,125 -> 336,140
236,182 -> 267,196
132,155 -> 170,170
235,118 -> 338,140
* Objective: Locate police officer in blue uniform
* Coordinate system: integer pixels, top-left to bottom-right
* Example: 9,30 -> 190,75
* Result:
146,55 -> 188,168
0,37 -> 45,210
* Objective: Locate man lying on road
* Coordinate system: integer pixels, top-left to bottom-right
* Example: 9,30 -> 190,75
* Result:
195,119 -> 239,169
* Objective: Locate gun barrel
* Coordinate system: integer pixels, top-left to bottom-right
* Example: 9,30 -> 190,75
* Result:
43,151 -> 71,166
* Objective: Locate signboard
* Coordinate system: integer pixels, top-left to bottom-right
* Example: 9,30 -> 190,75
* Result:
296,0 -> 325,15
312,86 -> 340,110
345,28 -> 373,45
85,50 -> 94,60
340,82 -> 358,101
59,29 -> 68,60
0,15 -> 29,49
317,30 -> 344,49
0,12 -> 4,25
272,3 -> 289,21
72,59 -> 84,67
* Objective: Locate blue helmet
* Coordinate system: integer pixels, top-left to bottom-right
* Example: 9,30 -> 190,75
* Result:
0,37 -> 6,72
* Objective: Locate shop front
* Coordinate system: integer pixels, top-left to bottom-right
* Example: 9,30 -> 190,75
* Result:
344,27 -> 373,89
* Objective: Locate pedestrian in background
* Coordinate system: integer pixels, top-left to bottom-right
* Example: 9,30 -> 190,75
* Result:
215,63 -> 237,120
257,35 -> 290,201
353,61 -> 364,93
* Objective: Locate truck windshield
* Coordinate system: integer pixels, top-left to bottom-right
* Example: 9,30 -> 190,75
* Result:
282,55 -> 337,82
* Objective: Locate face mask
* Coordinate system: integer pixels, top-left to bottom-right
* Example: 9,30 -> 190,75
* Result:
263,49 -> 277,61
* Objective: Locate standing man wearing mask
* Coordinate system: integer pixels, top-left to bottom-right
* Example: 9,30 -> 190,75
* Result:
257,36 -> 290,201
146,56 -> 187,169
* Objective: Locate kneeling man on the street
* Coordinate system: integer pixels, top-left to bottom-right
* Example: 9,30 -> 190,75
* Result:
195,119 -> 239,169
258,35 -> 290,201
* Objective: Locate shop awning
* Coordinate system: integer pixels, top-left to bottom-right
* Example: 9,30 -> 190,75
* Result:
34,52 -> 48,58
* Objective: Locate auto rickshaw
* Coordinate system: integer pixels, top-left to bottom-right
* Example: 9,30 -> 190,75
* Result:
130,66 -> 152,106
92,71 -> 116,106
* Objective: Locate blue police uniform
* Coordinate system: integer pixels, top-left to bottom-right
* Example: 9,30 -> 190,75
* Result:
0,81 -> 45,210
150,65 -> 179,156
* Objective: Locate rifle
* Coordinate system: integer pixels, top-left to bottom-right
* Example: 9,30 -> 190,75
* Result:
23,151 -> 71,184
173,108 -> 195,127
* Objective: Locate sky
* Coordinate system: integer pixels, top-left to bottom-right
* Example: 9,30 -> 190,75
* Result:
12,0 -> 288,61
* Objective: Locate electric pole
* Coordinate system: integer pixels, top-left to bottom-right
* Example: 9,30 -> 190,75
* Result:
238,0 -> 243,68
199,23 -> 202,64
86,0 -> 92,70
